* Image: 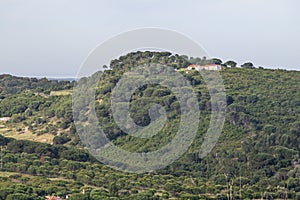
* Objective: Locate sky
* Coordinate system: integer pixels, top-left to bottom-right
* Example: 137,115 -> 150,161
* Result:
0,0 -> 299,77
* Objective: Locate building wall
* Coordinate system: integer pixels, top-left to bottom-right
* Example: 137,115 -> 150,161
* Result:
186,64 -> 222,71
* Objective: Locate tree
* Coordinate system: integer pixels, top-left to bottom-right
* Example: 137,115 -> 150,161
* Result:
6,193 -> 35,200
210,58 -> 223,65
241,62 -> 254,68
0,135 -> 11,146
109,182 -> 119,196
27,166 -> 37,175
0,188 -> 14,200
224,60 -> 237,68
53,135 -> 71,145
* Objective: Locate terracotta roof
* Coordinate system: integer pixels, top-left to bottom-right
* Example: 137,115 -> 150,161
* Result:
48,197 -> 59,200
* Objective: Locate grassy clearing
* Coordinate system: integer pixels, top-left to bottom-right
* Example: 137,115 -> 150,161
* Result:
2,129 -> 54,144
0,126 -> 11,134
50,89 -> 72,96
0,117 -> 61,144
0,172 -> 20,177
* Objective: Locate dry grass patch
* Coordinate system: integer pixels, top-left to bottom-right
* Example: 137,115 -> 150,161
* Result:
50,89 -> 72,96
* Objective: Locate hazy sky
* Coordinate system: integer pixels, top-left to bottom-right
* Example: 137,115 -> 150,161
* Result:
0,0 -> 299,77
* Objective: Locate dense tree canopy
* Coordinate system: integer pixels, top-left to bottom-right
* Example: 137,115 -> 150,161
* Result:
0,51 -> 299,199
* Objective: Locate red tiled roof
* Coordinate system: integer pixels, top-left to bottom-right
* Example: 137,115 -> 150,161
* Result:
48,197 -> 58,200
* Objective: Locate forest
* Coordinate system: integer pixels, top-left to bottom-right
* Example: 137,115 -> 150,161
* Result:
0,51 -> 299,199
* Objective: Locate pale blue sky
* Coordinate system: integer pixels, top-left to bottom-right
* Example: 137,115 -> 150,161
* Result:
0,0 -> 299,77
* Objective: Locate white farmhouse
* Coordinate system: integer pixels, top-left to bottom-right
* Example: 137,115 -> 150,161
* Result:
187,64 -> 222,71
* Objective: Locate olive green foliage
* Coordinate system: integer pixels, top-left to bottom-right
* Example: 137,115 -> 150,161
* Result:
0,51 -> 299,199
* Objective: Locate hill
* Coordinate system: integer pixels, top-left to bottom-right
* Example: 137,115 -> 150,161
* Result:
0,51 -> 299,199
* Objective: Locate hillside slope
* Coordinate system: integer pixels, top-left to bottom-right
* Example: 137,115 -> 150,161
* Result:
0,51 -> 299,199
